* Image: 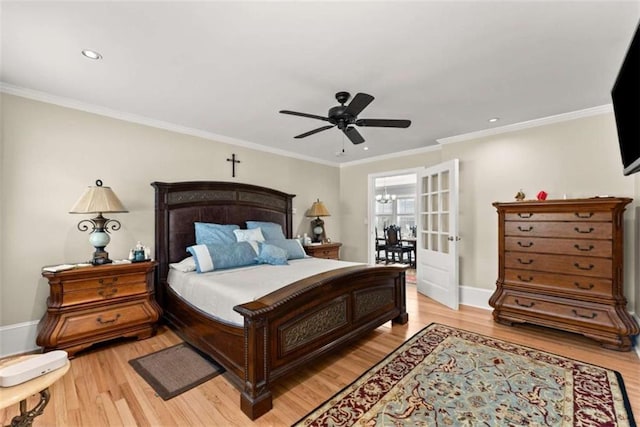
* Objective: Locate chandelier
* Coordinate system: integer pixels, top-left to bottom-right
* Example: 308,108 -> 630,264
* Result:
376,179 -> 396,204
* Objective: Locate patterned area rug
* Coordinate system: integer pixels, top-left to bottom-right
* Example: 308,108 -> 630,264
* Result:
295,323 -> 636,426
129,343 -> 224,400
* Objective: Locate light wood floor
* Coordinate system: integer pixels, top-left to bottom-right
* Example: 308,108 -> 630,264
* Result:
2,284 -> 638,426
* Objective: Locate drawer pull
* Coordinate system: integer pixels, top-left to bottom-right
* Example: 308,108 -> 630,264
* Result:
574,227 -> 594,234
517,275 -> 533,283
96,314 -> 121,325
515,299 -> 535,308
98,278 -> 118,286
573,263 -> 594,271
574,244 -> 594,252
517,226 -> 533,232
517,241 -> 534,248
572,309 -> 597,319
98,288 -> 118,298
574,282 -> 594,290
517,213 -> 533,218
517,258 -> 534,265
574,212 -> 594,219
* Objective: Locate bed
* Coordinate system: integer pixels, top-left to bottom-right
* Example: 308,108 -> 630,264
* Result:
152,181 -> 408,419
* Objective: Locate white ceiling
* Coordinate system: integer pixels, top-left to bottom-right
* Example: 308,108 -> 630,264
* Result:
2,1 -> 639,165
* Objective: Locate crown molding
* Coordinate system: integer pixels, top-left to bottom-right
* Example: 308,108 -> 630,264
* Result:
0,82 -> 341,167
437,105 -> 613,145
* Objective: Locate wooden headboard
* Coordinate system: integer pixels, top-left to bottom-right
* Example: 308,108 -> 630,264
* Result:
151,181 -> 295,283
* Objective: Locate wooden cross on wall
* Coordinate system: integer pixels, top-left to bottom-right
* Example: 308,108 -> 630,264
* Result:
226,153 -> 241,178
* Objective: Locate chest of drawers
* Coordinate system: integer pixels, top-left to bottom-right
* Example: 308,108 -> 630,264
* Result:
490,198 -> 638,351
36,261 -> 162,357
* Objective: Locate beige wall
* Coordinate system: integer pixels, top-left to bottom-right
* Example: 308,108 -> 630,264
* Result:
0,94 -> 341,325
341,113 -> 638,310
2,93 -> 638,327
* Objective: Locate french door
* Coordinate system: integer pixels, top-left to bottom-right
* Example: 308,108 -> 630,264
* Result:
416,159 -> 460,310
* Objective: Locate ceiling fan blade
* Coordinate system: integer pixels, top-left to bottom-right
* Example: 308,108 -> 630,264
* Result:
280,110 -> 330,122
355,119 -> 411,128
343,126 -> 365,145
294,125 -> 334,139
343,93 -> 374,117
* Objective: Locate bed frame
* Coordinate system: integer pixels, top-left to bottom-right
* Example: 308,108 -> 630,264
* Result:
152,181 -> 408,419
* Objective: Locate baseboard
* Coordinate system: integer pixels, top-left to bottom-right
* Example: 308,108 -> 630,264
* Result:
460,285 -> 492,310
0,320 -> 40,358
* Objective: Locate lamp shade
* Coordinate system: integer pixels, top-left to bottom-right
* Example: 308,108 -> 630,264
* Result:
69,180 -> 128,214
307,199 -> 330,218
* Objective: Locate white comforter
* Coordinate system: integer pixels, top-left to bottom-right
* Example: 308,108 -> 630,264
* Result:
167,257 -> 363,326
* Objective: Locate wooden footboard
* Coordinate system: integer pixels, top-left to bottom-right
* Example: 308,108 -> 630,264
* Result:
234,265 -> 407,419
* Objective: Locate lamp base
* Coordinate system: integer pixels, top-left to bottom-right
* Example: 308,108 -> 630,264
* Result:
91,248 -> 112,266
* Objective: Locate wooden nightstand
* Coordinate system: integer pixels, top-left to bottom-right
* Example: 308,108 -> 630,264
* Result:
36,261 -> 162,357
304,242 -> 342,260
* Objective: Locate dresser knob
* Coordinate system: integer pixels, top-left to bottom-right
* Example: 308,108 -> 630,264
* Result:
574,212 -> 594,219
96,314 -> 121,325
574,227 -> 594,234
574,263 -> 594,271
515,299 -> 535,308
572,309 -> 597,319
517,241 -> 533,248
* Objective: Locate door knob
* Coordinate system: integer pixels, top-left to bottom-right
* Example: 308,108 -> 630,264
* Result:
447,236 -> 461,241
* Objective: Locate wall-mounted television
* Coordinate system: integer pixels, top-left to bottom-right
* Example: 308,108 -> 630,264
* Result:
612,22 -> 640,176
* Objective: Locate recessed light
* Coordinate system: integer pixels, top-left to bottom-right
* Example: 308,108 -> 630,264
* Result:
488,117 -> 499,123
81,49 -> 102,60
363,146 -> 369,151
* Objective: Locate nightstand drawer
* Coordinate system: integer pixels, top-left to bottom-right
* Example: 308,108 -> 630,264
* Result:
61,274 -> 148,305
55,301 -> 157,344
304,243 -> 342,260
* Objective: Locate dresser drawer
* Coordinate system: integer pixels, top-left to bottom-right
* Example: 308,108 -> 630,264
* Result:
61,274 -> 148,306
500,292 -> 615,330
505,221 -> 612,239
313,248 -> 339,259
504,269 -> 613,299
505,237 -> 612,257
505,252 -> 611,278
55,301 -> 156,344
505,212 -> 611,222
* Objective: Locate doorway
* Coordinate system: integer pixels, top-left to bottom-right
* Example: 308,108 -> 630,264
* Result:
368,168 -> 421,266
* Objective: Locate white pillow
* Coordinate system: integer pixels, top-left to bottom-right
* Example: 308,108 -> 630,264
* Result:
169,257 -> 197,273
233,228 -> 265,253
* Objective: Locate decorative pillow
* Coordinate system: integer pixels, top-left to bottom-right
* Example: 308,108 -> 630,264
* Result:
246,221 -> 286,240
187,242 -> 257,273
169,257 -> 197,272
233,228 -> 265,254
195,222 -> 239,245
263,239 -> 306,260
233,228 -> 265,243
256,243 -> 289,265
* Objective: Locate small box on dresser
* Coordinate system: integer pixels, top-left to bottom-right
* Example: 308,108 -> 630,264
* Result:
36,261 -> 162,357
490,198 -> 639,351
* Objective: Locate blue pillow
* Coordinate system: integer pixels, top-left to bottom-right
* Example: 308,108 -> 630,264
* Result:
246,221 -> 286,240
263,239 -> 306,260
256,243 -> 289,265
195,222 -> 239,245
187,242 -> 257,273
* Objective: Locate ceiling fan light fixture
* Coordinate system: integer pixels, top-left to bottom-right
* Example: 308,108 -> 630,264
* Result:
81,49 -> 102,60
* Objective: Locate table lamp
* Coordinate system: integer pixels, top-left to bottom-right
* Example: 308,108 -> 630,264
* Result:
69,179 -> 128,265
306,199 -> 330,243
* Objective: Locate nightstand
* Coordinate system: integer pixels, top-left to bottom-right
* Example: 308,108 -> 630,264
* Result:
304,242 -> 342,260
36,261 -> 162,357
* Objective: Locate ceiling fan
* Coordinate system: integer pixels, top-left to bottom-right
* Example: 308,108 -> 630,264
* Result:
279,91 -> 411,145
